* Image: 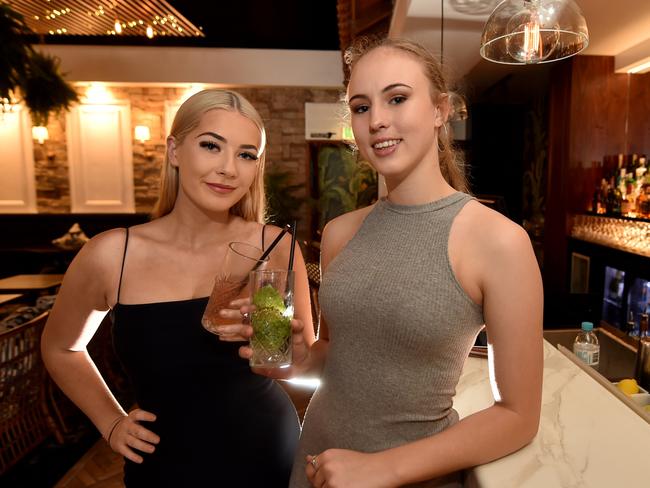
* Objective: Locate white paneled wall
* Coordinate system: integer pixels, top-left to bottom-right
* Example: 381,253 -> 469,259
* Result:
66,101 -> 135,213
0,107 -> 37,213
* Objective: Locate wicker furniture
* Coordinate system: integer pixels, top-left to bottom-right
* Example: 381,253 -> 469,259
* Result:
305,262 -> 321,335
0,312 -> 62,474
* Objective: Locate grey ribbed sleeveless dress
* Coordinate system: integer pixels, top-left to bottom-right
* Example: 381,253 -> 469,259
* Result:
290,192 -> 485,488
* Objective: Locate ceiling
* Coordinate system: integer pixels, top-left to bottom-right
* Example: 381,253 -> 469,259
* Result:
394,0 -> 650,95
7,0 -> 650,93
5,0 -> 341,50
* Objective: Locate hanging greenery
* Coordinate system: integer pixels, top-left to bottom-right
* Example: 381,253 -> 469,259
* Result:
0,4 -> 78,124
265,168 -> 307,228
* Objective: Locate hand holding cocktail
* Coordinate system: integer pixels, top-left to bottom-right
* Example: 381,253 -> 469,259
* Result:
201,241 -> 267,336
248,269 -> 294,368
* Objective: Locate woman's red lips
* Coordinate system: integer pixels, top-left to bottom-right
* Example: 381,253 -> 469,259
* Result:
206,182 -> 236,193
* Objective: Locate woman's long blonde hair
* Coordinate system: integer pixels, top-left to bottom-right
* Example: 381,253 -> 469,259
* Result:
152,89 -> 267,222
344,37 -> 469,193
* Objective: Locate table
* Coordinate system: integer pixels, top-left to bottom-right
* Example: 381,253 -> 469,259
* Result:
0,274 -> 64,293
0,294 -> 24,305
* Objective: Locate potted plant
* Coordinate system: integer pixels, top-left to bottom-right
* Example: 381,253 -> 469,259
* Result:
0,4 -> 78,125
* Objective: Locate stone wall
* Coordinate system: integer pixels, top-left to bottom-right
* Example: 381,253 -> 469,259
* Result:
34,85 -> 342,227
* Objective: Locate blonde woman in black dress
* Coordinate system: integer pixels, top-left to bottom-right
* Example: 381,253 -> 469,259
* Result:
42,89 -> 314,487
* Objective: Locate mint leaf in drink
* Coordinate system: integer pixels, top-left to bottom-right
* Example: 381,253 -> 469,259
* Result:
251,308 -> 291,350
252,284 -> 285,312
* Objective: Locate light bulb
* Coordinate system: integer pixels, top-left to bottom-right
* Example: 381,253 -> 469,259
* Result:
114,20 -> 122,34
505,3 -> 559,63
146,26 -> 154,38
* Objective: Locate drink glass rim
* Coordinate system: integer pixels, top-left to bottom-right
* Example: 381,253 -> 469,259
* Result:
228,241 -> 269,264
250,269 -> 294,276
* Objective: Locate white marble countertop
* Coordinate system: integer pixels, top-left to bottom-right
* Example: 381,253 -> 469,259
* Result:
453,341 -> 650,488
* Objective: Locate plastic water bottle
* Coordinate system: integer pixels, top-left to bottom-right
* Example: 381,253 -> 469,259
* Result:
573,321 -> 600,370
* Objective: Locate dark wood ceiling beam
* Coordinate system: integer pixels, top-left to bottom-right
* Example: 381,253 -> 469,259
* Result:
352,11 -> 391,36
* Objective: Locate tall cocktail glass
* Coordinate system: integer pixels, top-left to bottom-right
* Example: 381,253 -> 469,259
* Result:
249,269 -> 294,368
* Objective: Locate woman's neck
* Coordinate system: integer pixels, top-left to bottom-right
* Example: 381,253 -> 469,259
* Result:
161,199 -> 241,249
384,160 -> 456,206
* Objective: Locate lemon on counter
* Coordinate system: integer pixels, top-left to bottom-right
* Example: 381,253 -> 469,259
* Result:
617,379 -> 640,396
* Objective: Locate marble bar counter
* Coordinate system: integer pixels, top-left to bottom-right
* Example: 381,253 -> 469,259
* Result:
454,341 -> 650,488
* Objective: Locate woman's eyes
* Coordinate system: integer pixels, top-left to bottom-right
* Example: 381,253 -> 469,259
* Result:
199,141 -> 220,151
239,152 -> 258,161
199,141 -> 257,161
350,96 -> 407,114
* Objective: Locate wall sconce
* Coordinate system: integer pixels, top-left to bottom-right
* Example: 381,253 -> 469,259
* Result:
85,83 -> 114,104
134,125 -> 151,143
32,125 -> 49,144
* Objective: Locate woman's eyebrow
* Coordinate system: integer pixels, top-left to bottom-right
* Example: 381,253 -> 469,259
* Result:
348,83 -> 413,103
196,131 -> 226,142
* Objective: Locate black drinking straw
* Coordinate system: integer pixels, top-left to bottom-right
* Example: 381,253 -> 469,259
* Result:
287,220 -> 297,272
252,223 -> 291,271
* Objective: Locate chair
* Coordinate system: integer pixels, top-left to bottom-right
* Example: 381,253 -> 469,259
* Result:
305,262 -> 321,336
0,312 -> 63,474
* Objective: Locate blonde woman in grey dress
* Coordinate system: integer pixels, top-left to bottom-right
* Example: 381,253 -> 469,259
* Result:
235,37 -> 543,487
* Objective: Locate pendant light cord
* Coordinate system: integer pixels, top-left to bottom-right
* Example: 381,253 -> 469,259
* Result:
440,0 -> 444,66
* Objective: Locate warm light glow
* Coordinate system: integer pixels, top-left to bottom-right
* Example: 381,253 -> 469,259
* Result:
285,378 -> 321,389
179,83 -> 206,104
134,125 -> 151,143
341,125 -> 354,141
32,126 -> 49,144
487,343 -> 502,402
146,26 -> 154,38
628,59 -> 650,74
85,83 -> 113,104
114,20 -> 122,34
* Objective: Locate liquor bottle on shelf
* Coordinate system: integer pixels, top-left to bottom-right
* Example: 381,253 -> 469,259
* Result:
626,310 -> 637,336
591,187 -> 603,214
638,184 -> 650,217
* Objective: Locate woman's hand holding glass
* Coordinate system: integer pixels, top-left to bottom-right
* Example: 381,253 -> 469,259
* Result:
228,301 -> 310,379
211,297 -> 252,341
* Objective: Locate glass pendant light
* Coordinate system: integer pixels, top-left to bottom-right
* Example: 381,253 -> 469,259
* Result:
480,0 -> 589,64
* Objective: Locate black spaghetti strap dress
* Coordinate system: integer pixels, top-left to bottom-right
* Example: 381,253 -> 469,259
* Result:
111,228 -> 300,487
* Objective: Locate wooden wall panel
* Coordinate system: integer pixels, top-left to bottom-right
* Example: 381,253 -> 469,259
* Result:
568,56 -> 628,214
628,72 -> 650,155
0,106 -> 37,213
66,102 -> 135,213
545,55 -> 631,292
544,60 -> 573,292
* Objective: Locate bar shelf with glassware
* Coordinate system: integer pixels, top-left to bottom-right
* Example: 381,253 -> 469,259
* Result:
570,214 -> 650,258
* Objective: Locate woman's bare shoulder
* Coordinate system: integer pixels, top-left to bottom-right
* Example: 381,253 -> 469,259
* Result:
460,200 -> 534,257
76,228 -> 128,265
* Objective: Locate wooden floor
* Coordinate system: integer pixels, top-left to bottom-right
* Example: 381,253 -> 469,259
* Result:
54,439 -> 124,488
53,382 -> 314,487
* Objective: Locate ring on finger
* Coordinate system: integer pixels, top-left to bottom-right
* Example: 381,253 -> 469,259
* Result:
310,456 -> 318,470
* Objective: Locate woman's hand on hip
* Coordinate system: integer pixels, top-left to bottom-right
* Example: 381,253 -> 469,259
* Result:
107,409 -> 160,463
